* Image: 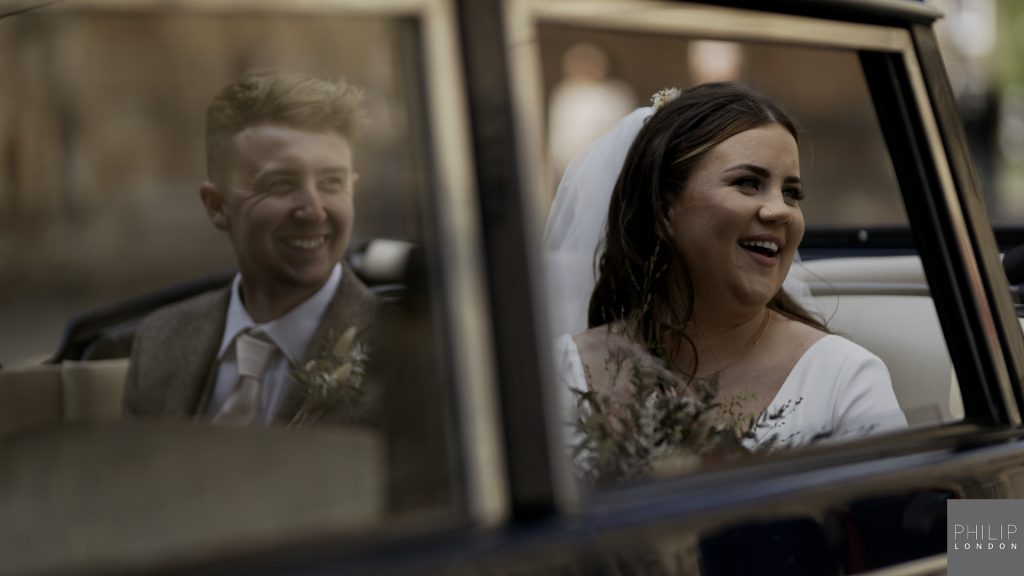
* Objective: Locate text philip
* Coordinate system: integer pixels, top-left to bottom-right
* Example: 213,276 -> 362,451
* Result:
953,524 -> 1019,550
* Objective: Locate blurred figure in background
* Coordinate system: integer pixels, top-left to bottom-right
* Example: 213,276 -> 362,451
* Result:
547,42 -> 636,196
688,39 -> 743,84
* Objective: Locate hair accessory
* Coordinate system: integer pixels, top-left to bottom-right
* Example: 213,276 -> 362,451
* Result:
651,87 -> 681,112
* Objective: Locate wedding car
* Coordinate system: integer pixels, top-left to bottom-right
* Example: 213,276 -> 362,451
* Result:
1,0 -> 1023,575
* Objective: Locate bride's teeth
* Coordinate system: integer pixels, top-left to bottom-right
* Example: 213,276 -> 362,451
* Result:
739,240 -> 779,254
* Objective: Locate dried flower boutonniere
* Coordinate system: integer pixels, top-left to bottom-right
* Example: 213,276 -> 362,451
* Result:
287,326 -> 369,428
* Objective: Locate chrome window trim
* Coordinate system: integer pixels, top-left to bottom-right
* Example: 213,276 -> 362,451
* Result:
807,282 -> 931,297
860,553 -> 946,576
10,0 -> 509,525
898,38 -> 1022,425
420,0 -> 508,526
20,0 -> 428,14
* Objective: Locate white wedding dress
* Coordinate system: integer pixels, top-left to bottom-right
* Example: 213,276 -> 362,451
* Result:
554,332 -> 907,449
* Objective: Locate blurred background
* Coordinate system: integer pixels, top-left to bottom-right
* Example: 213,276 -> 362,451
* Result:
540,0 -> 1024,227
2,0 -> 1024,366
538,27 -> 904,224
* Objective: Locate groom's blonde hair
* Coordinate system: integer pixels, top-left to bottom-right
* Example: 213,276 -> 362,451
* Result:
204,70 -> 366,184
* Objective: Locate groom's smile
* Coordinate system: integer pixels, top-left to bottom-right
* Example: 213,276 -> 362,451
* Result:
203,124 -> 356,313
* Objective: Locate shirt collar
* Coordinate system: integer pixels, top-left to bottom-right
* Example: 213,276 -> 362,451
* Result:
217,263 -> 343,362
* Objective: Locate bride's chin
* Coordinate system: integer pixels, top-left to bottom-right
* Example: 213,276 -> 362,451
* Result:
732,285 -> 779,310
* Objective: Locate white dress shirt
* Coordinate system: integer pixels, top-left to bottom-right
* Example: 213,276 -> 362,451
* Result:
206,264 -> 343,424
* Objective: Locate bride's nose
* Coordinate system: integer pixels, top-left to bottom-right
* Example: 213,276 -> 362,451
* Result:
758,194 -> 793,224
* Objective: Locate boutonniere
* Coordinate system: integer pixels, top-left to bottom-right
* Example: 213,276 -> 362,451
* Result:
287,326 -> 369,428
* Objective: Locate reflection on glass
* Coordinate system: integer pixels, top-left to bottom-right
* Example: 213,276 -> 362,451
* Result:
539,28 -> 961,487
563,488 -> 952,575
0,6 -> 456,575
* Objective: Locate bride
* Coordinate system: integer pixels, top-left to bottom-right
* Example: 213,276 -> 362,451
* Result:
545,83 -> 906,469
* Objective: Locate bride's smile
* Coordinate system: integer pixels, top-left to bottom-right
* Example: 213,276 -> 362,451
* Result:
669,123 -> 804,316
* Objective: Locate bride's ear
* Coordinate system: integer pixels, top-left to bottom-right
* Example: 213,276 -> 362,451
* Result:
660,203 -> 677,240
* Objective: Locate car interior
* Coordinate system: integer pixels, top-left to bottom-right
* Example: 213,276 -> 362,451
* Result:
0,238 -> 416,445
803,254 -> 963,426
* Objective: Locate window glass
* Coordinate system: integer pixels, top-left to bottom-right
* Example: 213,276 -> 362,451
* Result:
0,10 -> 426,363
0,3 -> 464,574
932,0 -> 1021,230
535,23 -> 963,490
539,26 -> 908,228
582,486 -> 952,575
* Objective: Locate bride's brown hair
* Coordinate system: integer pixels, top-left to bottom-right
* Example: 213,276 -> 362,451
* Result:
588,81 -> 827,375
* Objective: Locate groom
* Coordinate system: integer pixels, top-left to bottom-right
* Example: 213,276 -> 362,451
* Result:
123,70 -> 378,427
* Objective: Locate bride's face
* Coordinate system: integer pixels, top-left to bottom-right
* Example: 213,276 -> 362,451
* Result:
669,123 -> 803,316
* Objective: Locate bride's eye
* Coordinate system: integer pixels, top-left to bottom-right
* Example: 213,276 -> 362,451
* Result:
733,176 -> 760,191
784,187 -> 805,203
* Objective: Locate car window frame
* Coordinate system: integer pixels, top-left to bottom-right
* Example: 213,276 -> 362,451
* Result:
1,0 -> 510,530
498,0 -> 1024,516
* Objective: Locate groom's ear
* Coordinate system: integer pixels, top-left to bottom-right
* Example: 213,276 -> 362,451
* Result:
200,181 -> 230,231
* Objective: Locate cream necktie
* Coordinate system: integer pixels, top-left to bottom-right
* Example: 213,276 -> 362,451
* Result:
212,332 -> 277,425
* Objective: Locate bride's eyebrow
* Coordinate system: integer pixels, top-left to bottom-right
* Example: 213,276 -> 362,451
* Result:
724,164 -> 802,184
724,163 -> 770,177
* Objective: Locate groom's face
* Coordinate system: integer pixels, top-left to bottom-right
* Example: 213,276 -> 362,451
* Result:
201,124 -> 356,300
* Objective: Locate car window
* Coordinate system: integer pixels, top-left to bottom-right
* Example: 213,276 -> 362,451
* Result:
0,2 -> 500,574
539,30 -> 908,230
515,4 -> 967,491
0,8 -> 419,365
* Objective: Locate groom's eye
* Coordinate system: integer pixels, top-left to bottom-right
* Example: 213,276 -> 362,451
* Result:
318,172 -> 349,192
267,178 -> 295,193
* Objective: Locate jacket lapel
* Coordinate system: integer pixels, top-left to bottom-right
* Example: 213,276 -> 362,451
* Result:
163,288 -> 229,417
273,265 -> 377,425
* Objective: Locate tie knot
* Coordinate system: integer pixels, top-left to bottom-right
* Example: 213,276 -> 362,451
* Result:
236,332 -> 277,379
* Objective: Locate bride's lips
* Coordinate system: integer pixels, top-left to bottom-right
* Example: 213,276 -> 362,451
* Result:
738,234 -> 784,267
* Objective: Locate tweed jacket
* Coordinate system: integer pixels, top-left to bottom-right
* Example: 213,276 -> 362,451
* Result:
123,265 -> 378,426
